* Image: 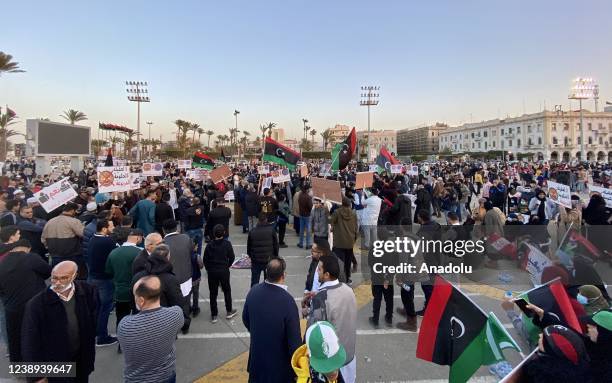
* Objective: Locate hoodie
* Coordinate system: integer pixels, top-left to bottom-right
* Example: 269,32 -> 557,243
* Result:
330,206 -> 358,250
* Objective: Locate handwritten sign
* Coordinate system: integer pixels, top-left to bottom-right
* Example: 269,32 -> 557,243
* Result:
177,160 -> 192,169
33,178 -> 78,213
355,172 -> 373,189
187,169 -> 209,181
129,173 -> 143,190
142,162 -> 164,176
407,165 -> 419,176
589,185 -> 612,208
311,177 -> 342,204
210,164 -> 232,184
272,168 -> 291,183
300,164 -> 309,177
258,165 -> 269,174
546,180 -> 571,208
390,164 -> 404,174
97,166 -> 131,193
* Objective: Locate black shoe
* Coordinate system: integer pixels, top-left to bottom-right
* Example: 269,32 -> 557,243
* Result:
305,245 -> 312,250
416,309 -> 426,317
226,309 -> 238,320
297,243 -> 303,248
96,336 -> 118,347
279,243 -> 288,248
191,307 -> 201,317
368,316 -> 380,328
117,344 -> 122,354
385,316 -> 393,326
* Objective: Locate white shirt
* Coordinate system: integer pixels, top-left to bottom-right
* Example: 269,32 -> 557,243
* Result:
361,195 -> 382,226
265,280 -> 288,291
168,188 -> 178,209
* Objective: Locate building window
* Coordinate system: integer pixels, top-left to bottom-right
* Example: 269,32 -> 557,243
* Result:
483,131 -> 488,137
599,123 -> 603,129
538,137 -> 542,145
577,137 -> 581,144
589,137 -> 593,144
552,137 -> 558,144
588,123 -> 592,130
552,123 -> 557,131
472,143 -> 475,149
564,123 -> 569,131
485,141 -> 487,149
478,142 -> 481,149
492,130 -> 497,136
493,141 -> 496,148
508,139 -> 513,146
599,136 -> 603,144
564,137 -> 569,145
577,123 -> 581,130
509,128 -> 513,134
501,128 -> 504,135
517,126 -> 521,134
471,133 -> 474,138
517,139 -> 521,147
527,138 -> 531,145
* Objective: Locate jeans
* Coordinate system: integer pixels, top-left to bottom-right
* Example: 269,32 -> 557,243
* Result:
371,284 -> 394,322
298,216 -> 311,247
400,284 -> 416,316
88,278 -> 114,341
278,221 -> 287,244
333,247 -> 354,281
248,216 -> 257,231
208,271 -> 233,317
293,216 -> 300,235
187,228 -> 203,256
250,262 -> 267,287
115,301 -> 132,331
361,225 -> 377,250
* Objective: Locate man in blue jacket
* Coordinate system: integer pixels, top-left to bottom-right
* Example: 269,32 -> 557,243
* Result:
128,190 -> 157,235
242,258 -> 301,383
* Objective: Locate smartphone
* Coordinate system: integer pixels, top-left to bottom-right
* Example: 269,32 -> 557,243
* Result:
513,298 -> 533,318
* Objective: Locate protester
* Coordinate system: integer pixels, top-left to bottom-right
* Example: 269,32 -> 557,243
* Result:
203,224 -> 237,323
129,190 -> 157,235
132,232 -> 163,274
292,321 -> 347,383
243,258 -> 302,383
162,219 -> 194,306
16,205 -> 47,258
330,197 -> 358,284
155,192 -> 175,234
117,275 -> 184,383
247,213 -> 279,286
298,184 -> 313,249
41,202 -> 85,268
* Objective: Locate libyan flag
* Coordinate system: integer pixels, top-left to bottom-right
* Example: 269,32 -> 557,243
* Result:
263,137 -> 300,170
331,127 -> 356,171
104,148 -> 113,167
519,277 -> 583,345
416,276 -> 521,383
375,147 -> 399,174
192,151 -> 215,170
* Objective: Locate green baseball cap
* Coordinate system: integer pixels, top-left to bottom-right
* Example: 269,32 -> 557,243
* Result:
305,321 -> 346,374
591,309 -> 612,332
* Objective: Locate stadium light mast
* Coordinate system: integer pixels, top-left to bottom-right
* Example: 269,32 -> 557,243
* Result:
360,86 -> 380,161
569,77 -> 596,162
126,81 -> 150,162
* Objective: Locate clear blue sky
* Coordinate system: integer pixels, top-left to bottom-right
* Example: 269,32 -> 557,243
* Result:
2,0 -> 611,142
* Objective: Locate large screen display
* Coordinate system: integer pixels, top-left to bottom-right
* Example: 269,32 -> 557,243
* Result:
36,121 -> 90,155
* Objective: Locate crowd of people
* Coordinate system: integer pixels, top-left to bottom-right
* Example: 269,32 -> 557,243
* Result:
0,157 -> 610,382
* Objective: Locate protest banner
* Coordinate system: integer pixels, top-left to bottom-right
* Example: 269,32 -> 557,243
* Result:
33,178 -> 78,213
311,177 -> 342,204
390,164 -> 403,174
546,180 -> 571,208
355,172 -> 374,189
187,169 -> 209,181
224,191 -> 235,201
522,243 -> 552,286
589,184 -> 612,208
259,177 -> 273,196
177,159 -> 192,169
319,163 -> 331,176
210,164 -> 232,184
129,173 -> 142,190
142,162 -> 164,176
96,166 -> 131,193
272,168 -> 291,183
257,165 -> 269,174
407,164 -> 419,176
368,164 -> 379,173
300,164 -> 309,177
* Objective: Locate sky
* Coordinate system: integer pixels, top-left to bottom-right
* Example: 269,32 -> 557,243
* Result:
2,0 -> 611,143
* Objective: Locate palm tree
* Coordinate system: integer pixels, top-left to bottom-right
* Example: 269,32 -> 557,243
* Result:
299,138 -> 313,152
0,52 -> 25,76
205,130 -> 214,148
259,124 -> 268,152
109,136 -> 122,155
61,109 -> 87,125
197,128 -> 204,143
122,130 -> 137,159
0,108 -> 18,161
320,130 -> 332,150
91,139 -> 107,156
253,136 -> 262,153
239,136 -> 249,159
310,129 -> 317,145
266,122 -> 276,138
190,123 -> 200,144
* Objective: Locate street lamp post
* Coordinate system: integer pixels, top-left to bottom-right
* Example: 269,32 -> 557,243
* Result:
126,81 -> 150,162
569,77 -> 596,162
301,119 -> 308,154
234,110 -> 240,159
360,86 -> 380,161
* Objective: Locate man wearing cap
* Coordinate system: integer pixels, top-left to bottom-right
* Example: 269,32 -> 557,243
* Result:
17,205 -> 47,259
292,321 -> 347,383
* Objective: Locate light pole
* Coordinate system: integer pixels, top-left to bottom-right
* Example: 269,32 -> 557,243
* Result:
126,81 -> 150,162
569,77 -> 596,162
360,86 -> 380,161
234,110 -> 240,158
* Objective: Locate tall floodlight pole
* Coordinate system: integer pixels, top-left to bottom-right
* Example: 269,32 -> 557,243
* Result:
234,110 -> 240,158
126,81 -> 150,162
146,121 -> 153,140
301,118 -> 308,154
360,86 -> 380,161
569,77 -> 595,162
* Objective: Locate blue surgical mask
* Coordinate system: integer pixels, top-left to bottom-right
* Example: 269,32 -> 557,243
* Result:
576,293 -> 589,305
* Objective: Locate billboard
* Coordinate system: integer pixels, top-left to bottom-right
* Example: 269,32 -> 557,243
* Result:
26,119 -> 91,156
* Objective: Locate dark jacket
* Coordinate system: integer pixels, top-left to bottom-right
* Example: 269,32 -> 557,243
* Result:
247,223 -> 279,264
154,202 -> 175,233
259,195 -> 278,222
203,238 -> 235,273
0,251 -> 51,311
245,191 -> 260,217
163,232 -> 194,285
184,205 -> 204,231
330,206 -> 358,249
242,282 -> 302,383
131,248 -> 149,275
17,217 -> 47,258
21,281 -> 99,376
298,192 -> 313,217
82,218 -> 97,259
305,259 -> 318,292
387,194 -> 412,225
131,253 -> 190,323
207,206 -> 232,237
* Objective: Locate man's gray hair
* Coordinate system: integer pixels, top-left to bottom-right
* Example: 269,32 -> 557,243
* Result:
151,243 -> 171,259
144,233 -> 162,248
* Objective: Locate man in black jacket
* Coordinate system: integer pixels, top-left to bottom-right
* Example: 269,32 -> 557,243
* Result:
247,213 -> 279,287
0,239 -> 51,362
206,199 -> 232,241
203,224 -> 237,323
21,261 -> 99,381
154,193 -> 175,235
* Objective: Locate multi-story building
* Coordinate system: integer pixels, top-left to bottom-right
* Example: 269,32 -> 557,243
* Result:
282,139 -> 300,153
356,130 -> 397,158
438,110 -> 612,162
397,123 -> 448,157
326,124 -> 353,144
271,128 -> 285,143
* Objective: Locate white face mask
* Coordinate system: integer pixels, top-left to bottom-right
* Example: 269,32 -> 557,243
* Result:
52,282 -> 73,294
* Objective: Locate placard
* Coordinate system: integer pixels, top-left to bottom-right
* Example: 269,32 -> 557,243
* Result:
272,168 -> 291,184
187,169 -> 209,181
546,180 -> 571,208
589,185 -> 612,208
390,164 -> 403,174
129,173 -> 142,190
319,163 -> 331,176
142,162 -> 164,176
311,177 -> 342,204
210,164 -> 232,184
258,165 -> 269,174
300,164 -> 309,177
177,159 -> 192,169
33,177 -> 78,213
97,166 -> 131,193
355,172 -> 374,189
260,177 -> 273,196
224,191 -> 235,201
368,164 -> 379,173
407,164 -> 419,176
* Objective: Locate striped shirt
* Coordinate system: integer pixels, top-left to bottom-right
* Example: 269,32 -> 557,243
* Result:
117,306 -> 184,383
